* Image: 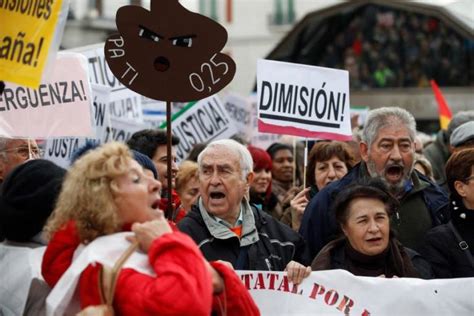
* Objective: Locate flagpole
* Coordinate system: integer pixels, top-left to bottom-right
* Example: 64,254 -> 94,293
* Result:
166,100 -> 173,220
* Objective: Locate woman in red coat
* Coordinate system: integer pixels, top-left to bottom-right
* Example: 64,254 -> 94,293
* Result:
42,142 -> 259,315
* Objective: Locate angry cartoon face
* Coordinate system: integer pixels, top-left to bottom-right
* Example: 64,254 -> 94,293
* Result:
104,0 -> 236,102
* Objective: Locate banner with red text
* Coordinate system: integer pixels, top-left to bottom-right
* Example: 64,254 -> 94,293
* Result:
0,52 -> 93,138
237,270 -> 473,315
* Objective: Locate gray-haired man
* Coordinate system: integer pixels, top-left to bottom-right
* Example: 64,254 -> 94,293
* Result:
300,107 -> 449,258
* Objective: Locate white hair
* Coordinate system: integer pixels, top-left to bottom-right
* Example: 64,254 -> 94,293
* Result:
197,139 -> 253,180
362,107 -> 416,147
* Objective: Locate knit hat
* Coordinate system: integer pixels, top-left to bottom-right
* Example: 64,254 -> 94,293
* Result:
248,145 -> 272,171
132,150 -> 158,180
450,121 -> 474,148
0,159 -> 66,242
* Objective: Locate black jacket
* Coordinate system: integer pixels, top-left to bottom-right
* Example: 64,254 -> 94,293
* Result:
419,199 -> 474,278
178,204 -> 311,271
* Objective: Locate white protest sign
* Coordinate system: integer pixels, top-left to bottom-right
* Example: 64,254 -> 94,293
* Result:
43,84 -> 110,168
101,117 -> 147,144
0,53 -> 93,138
237,270 -> 474,316
163,95 -> 238,161
68,44 -> 144,122
257,59 -> 351,141
248,94 -> 281,149
142,96 -> 167,128
223,93 -> 253,142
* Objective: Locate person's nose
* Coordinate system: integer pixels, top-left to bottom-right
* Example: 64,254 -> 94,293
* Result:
149,177 -> 162,193
327,165 -> 336,179
389,145 -> 402,162
368,219 -> 380,234
209,170 -> 222,185
171,160 -> 179,173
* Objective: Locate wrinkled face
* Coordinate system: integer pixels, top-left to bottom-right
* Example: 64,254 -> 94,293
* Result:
361,124 -> 414,194
271,149 -> 294,183
251,168 -> 272,194
179,176 -> 200,212
199,146 -> 251,223
113,159 -> 162,225
152,145 -> 178,191
314,156 -> 348,190
0,139 -> 40,182
342,197 -> 390,256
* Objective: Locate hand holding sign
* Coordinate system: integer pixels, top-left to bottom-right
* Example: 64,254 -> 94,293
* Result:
104,0 -> 236,102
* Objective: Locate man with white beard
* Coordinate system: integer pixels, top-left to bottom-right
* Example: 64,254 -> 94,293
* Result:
300,107 -> 449,258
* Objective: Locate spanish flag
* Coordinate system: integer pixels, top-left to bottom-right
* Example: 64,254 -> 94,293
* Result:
430,80 -> 452,130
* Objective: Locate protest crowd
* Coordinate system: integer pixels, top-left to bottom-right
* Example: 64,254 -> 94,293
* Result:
1,1 -> 473,315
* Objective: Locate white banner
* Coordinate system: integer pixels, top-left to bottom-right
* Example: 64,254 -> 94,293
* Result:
223,93 -> 252,142
257,59 -> 351,141
166,95 -> 239,161
237,271 -> 474,315
100,117 -> 147,144
0,53 -> 93,138
43,84 -> 111,168
141,96 -> 167,128
248,94 -> 281,149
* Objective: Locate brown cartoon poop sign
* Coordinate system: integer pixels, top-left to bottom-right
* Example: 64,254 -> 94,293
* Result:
104,0 -> 236,102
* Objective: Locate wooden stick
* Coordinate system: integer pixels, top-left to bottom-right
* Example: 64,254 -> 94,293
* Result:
166,100 -> 173,220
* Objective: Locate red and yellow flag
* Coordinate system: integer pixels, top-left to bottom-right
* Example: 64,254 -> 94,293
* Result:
430,80 -> 452,130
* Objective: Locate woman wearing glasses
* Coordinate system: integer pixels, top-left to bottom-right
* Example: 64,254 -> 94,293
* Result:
420,148 -> 474,278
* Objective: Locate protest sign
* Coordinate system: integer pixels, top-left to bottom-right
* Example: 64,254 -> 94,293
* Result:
257,59 -> 352,141
142,96 -> 167,128
160,95 -> 238,161
223,92 -> 252,142
351,106 -> 369,127
68,44 -> 144,122
43,84 -> 111,168
237,270 -> 474,315
0,0 -> 68,88
248,94 -> 281,149
0,52 -> 93,138
100,117 -> 147,144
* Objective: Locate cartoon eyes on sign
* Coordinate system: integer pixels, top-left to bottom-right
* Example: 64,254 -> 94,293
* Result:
104,0 -> 236,102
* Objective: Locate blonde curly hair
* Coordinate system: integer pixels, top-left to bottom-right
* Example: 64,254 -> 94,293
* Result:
44,142 -> 133,244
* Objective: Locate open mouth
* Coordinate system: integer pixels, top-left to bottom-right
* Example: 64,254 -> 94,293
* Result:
151,199 -> 160,210
366,237 -> 382,243
385,165 -> 403,182
154,56 -> 170,72
210,192 -> 226,200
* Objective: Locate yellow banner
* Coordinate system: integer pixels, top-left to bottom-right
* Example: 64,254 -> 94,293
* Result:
0,0 -> 63,88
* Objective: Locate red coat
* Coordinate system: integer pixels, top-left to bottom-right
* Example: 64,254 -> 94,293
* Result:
42,221 -> 259,316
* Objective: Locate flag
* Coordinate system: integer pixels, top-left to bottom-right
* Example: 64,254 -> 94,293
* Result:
430,80 -> 452,130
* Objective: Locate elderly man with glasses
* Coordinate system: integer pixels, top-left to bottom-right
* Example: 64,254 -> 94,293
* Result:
0,137 -> 42,184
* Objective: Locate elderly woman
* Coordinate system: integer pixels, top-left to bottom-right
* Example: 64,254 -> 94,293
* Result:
41,142 -> 258,315
176,160 -> 200,213
420,148 -> 474,278
311,182 -> 432,278
282,141 -> 355,230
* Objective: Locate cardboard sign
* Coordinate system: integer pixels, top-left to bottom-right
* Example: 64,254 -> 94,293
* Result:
104,1 -> 236,102
0,0 -> 67,88
257,59 -> 352,141
237,271 -> 474,315
0,53 -> 93,138
161,95 -> 238,161
223,93 -> 252,142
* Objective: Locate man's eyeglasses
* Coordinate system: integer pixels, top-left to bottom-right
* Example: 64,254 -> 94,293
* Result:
1,146 -> 44,158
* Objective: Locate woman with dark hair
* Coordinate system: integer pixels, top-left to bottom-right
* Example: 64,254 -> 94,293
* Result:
311,181 -> 432,278
247,146 -> 283,219
419,148 -> 474,278
281,141 -> 355,230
